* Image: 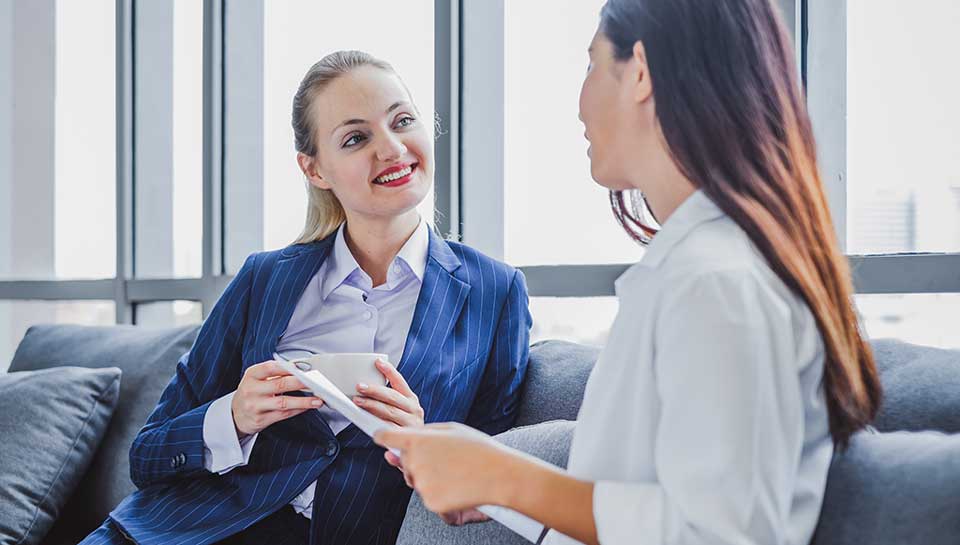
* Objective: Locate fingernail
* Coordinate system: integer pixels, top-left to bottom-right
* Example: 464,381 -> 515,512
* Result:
312,399 -> 323,406
354,397 -> 365,405
357,382 -> 369,390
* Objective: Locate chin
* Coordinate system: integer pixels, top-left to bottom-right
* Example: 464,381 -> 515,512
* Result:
590,165 -> 630,192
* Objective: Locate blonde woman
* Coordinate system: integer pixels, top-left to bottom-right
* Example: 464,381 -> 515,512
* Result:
81,51 -> 531,545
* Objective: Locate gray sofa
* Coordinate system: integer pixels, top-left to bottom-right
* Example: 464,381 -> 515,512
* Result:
4,324 -> 960,544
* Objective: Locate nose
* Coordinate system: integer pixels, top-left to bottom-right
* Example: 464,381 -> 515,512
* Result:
376,133 -> 407,162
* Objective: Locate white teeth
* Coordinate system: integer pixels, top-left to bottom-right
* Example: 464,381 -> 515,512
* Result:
375,165 -> 413,184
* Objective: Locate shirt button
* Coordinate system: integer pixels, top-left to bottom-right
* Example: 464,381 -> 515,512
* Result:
324,441 -> 338,457
393,264 -> 402,274
363,310 -> 373,320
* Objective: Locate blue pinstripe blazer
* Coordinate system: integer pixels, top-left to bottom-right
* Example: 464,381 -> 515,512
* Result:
108,229 -> 532,545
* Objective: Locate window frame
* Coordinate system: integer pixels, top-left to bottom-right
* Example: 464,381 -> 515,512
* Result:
1,0 -> 957,333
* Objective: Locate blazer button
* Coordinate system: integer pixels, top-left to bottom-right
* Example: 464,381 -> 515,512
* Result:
170,457 -> 178,469
178,453 -> 187,466
324,441 -> 338,457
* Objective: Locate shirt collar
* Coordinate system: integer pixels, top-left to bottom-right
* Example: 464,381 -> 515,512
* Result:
320,218 -> 430,301
638,189 -> 726,269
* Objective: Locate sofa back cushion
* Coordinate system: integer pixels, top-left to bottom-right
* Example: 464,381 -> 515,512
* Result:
9,324 -> 199,543
812,430 -> 960,545
0,367 -> 121,545
870,338 -> 960,433
514,341 -> 600,427
517,338 -> 960,433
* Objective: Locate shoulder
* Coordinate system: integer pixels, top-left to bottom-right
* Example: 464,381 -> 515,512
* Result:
441,238 -> 523,287
646,217 -> 794,309
239,239 -> 333,273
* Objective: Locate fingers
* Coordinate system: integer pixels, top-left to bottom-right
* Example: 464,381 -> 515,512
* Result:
355,396 -> 419,426
244,361 -> 290,380
356,383 -> 416,413
259,394 -> 324,413
375,359 -> 415,397
374,427 -> 413,450
384,450 -> 403,469
250,374 -> 307,395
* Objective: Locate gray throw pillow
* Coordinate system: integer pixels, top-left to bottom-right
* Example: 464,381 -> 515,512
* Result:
811,430 -> 960,545
0,366 -> 121,545
397,420 -> 576,545
9,324 -> 199,543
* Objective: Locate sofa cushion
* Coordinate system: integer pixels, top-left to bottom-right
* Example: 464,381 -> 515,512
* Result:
397,420 -> 576,545
0,366 -> 121,545
9,324 -> 199,543
870,338 -> 960,434
514,341 -> 600,427
812,430 -> 960,544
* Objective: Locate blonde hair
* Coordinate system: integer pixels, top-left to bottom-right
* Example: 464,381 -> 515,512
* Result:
291,50 -> 395,244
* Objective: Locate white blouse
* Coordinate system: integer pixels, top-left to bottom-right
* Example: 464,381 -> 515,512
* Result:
546,191 -> 833,545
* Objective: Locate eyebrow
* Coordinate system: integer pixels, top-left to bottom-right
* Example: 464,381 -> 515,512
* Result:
332,101 -> 408,135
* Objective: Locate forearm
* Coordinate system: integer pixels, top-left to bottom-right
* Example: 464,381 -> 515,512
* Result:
129,400 -> 212,488
496,449 -> 599,545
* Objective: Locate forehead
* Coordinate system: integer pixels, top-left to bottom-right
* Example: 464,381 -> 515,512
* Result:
312,66 -> 412,132
589,30 -> 613,57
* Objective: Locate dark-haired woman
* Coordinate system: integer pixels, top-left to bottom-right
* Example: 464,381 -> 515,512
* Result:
375,1 -> 882,544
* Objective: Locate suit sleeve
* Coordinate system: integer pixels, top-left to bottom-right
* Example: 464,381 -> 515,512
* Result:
128,253 -> 258,489
464,269 -> 532,435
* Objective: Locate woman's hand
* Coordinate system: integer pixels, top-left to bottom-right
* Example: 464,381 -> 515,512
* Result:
231,361 -> 324,437
374,423 -> 514,514
378,423 -> 601,545
353,359 -> 424,428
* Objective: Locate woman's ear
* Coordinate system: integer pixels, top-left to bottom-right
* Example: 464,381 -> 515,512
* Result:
297,152 -> 332,190
629,40 -> 654,104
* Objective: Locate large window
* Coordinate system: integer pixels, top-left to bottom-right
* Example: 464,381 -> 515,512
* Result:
2,0 -> 959,372
503,0 -> 640,267
846,0 -> 960,255
1,0 -> 116,281
134,0 -> 204,280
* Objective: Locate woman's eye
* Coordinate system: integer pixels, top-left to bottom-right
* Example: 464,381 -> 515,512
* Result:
343,133 -> 366,148
395,116 -> 416,128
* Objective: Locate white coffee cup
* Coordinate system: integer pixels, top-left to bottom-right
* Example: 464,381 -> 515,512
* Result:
287,353 -> 389,396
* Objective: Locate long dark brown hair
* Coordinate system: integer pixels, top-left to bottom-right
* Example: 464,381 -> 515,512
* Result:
600,0 -> 881,448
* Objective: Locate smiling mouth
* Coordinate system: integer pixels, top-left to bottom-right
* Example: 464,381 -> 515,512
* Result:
372,163 -> 418,186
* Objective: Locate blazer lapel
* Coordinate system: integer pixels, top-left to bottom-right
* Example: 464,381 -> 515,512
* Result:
394,230 -> 470,393
254,236 -> 335,438
339,231 -> 471,448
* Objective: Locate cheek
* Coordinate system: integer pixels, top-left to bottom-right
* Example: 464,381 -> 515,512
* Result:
407,132 -> 434,175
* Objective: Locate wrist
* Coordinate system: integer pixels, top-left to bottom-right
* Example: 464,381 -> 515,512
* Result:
488,443 -> 534,509
230,403 -> 251,439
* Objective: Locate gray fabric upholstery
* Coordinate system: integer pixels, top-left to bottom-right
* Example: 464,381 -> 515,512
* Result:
397,420 -> 576,545
0,367 -> 121,545
8,324 -> 199,544
515,341 -> 599,427
5,323 -> 960,545
812,430 -> 960,544
870,338 -> 960,434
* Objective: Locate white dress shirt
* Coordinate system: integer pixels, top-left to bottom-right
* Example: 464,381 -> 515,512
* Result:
546,191 -> 833,545
201,218 -> 430,519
